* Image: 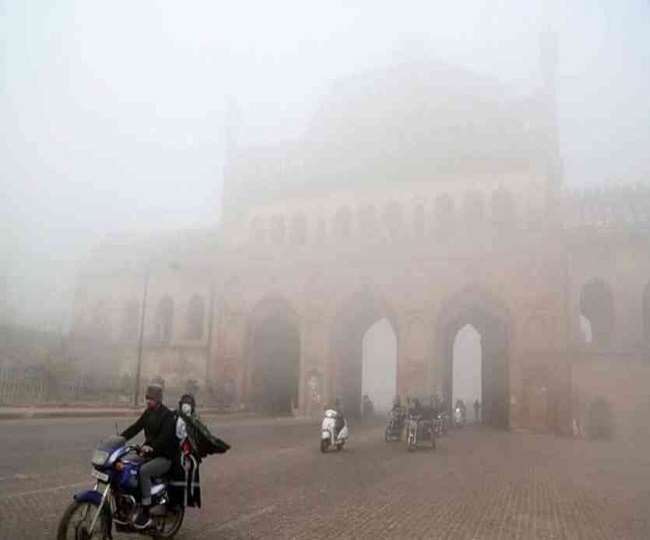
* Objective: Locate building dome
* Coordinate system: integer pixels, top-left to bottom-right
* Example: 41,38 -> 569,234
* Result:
225,58 -> 550,211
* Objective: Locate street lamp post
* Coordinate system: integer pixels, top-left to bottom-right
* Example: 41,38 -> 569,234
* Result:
133,264 -> 151,407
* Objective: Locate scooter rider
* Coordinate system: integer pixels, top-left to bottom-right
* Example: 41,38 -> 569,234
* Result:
120,384 -> 176,529
332,397 -> 346,436
455,399 -> 467,418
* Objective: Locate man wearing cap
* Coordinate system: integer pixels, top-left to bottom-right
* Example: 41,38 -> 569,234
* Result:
120,383 -> 176,529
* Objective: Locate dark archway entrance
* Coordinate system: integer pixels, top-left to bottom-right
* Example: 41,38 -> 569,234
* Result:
579,279 -> 614,348
246,299 -> 300,415
331,290 -> 398,418
437,289 -> 510,429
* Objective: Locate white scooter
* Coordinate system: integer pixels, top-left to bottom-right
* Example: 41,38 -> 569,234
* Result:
320,409 -> 349,453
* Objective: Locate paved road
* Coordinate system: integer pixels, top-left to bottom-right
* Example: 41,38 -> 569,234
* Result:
1,416 -> 648,539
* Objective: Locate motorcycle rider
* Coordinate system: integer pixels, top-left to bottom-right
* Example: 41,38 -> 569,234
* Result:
392,395 -> 402,411
120,384 -> 176,529
390,396 -> 403,425
390,396 -> 403,419
408,397 -> 423,417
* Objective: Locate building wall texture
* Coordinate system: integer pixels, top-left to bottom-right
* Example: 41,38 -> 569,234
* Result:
70,57 -> 650,435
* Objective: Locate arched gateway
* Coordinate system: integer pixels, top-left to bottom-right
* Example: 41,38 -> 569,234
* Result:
330,290 -> 398,418
436,288 -> 510,429
244,298 -> 300,415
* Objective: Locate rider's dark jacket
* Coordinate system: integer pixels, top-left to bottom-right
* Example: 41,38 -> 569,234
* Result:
121,404 -> 176,460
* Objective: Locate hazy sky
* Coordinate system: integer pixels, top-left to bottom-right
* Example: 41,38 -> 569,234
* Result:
1,0 -> 649,327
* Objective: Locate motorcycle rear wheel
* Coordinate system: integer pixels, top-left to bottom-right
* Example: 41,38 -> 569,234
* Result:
57,501 -> 109,540
152,505 -> 185,539
320,439 -> 329,453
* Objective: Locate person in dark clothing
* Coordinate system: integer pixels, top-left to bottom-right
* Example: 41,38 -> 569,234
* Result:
392,395 -> 402,412
409,398 -> 423,417
362,394 -> 374,420
171,393 -> 201,508
170,393 -> 230,508
120,384 -> 175,529
330,397 -> 346,435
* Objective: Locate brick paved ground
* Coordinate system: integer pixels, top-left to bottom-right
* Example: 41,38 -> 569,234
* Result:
1,418 -> 648,539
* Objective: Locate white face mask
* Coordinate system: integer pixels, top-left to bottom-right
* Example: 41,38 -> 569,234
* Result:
181,403 -> 193,415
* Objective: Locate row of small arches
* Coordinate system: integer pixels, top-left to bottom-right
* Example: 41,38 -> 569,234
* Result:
250,188 -> 518,245
86,277 -> 650,348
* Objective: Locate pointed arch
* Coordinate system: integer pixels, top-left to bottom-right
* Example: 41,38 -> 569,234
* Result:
155,296 -> 174,343
333,206 -> 352,239
186,295 -> 205,340
579,279 -> 614,348
330,288 -> 399,417
434,193 -> 455,232
435,286 -> 511,429
121,299 -> 140,341
245,297 -> 301,414
290,213 -> 307,245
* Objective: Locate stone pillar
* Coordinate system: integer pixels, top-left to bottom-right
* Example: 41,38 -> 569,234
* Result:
299,311 -> 329,416
213,307 -> 246,409
399,316 -> 429,399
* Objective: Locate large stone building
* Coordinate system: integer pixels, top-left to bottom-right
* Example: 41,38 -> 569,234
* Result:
71,39 -> 650,434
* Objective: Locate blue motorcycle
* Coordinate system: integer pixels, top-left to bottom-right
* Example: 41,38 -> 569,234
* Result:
56,435 -> 184,539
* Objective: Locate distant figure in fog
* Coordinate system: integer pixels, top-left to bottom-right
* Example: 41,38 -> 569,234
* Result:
474,399 -> 481,422
362,394 -> 374,419
391,395 -> 403,414
408,397 -> 423,417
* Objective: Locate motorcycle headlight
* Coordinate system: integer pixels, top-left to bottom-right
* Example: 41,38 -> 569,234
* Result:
91,449 -> 110,466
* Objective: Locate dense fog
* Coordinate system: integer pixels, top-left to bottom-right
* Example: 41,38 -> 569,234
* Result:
2,0 -> 649,330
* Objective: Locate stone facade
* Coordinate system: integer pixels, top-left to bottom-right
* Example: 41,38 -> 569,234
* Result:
70,56 -> 650,435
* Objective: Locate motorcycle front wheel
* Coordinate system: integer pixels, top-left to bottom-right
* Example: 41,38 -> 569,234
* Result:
57,500 -> 109,540
320,439 -> 329,453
